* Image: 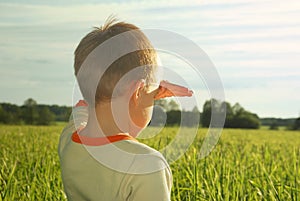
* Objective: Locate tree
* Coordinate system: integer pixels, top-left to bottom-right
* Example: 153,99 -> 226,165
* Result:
200,99 -> 260,129
167,100 -> 180,111
154,99 -> 180,112
224,102 -> 234,127
150,106 -> 166,126
232,111 -> 260,129
192,106 -> 199,113
201,100 -> 212,127
154,99 -> 168,111
0,103 -> 22,124
269,122 -> 279,130
49,105 -> 72,121
292,117 -> 300,130
0,105 -> 7,124
182,111 -> 200,127
232,103 -> 244,115
36,106 -> 55,125
0,100 -> 72,125
201,99 -> 224,128
166,110 -> 181,126
24,98 -> 37,107
22,98 -> 39,125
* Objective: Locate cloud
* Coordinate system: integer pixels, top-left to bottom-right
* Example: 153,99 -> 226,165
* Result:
0,0 -> 299,117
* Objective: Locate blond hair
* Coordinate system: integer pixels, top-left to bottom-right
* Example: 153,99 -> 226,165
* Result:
74,17 -> 157,105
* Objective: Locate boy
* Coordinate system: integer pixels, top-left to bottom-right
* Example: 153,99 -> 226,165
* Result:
58,17 -> 192,201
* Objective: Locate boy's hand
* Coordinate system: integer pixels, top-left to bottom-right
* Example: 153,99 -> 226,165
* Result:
154,80 -> 193,100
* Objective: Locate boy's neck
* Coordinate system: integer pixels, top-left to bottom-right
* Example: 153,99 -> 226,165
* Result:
79,100 -> 129,137
79,98 -> 143,138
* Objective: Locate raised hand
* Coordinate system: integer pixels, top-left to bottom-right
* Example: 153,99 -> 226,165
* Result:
154,80 -> 193,100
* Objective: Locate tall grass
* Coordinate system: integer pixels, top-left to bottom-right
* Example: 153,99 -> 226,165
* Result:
141,128 -> 300,200
0,125 -> 65,200
0,125 -> 299,200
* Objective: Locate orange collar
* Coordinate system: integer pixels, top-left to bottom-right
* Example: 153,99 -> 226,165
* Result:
72,131 -> 137,146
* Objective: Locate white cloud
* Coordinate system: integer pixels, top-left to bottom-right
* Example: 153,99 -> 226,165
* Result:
0,0 -> 299,117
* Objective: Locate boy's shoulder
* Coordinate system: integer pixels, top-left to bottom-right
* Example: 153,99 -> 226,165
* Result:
115,139 -> 159,154
115,140 -> 170,174
83,139 -> 170,175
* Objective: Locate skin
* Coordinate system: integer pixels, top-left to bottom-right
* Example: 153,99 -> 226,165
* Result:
79,80 -> 193,138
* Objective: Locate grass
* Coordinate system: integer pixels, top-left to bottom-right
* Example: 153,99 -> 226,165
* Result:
0,125 -> 299,200
0,125 -> 64,200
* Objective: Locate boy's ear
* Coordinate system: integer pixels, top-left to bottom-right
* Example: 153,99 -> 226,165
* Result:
131,79 -> 145,106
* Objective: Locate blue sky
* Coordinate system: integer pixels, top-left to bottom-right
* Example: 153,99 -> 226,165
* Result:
0,0 -> 299,118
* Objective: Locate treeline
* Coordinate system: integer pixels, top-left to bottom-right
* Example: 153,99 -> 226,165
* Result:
150,106 -> 200,127
152,99 -> 299,130
260,117 -> 298,130
1,98 -> 299,130
152,99 -> 261,129
0,98 -> 71,125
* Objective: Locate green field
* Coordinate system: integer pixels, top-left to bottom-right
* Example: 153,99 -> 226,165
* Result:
0,125 -> 299,200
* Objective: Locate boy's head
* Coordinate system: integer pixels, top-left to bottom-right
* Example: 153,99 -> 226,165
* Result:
74,17 -> 158,106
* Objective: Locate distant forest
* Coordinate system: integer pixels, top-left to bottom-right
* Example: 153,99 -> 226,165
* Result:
0,98 -> 71,125
0,98 -> 299,130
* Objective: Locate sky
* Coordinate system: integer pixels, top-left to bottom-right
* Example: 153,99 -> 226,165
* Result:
0,0 -> 299,118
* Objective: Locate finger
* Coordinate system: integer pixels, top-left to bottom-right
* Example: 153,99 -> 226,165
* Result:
160,84 -> 193,96
154,85 -> 193,100
160,80 -> 193,95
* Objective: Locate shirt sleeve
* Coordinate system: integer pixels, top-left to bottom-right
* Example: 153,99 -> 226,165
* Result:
123,167 -> 172,201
